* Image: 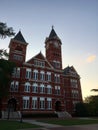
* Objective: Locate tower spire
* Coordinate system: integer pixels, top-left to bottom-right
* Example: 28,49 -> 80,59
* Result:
52,25 -> 54,29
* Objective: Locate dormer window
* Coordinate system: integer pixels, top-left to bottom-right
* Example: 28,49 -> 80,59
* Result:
34,60 -> 45,67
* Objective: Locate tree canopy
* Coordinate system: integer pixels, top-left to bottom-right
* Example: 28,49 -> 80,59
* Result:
0,22 -> 15,101
0,59 -> 16,98
0,22 -> 15,39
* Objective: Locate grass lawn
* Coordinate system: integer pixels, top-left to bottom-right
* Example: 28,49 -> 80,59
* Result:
0,120 -> 40,130
37,118 -> 98,126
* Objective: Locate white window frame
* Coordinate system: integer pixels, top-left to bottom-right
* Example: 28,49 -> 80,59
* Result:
40,97 -> 45,109
24,82 -> 31,92
23,96 -> 30,109
32,83 -> 38,93
32,97 -> 37,109
55,86 -> 60,95
40,71 -> 45,81
26,68 -> 32,79
40,84 -> 45,93
46,72 -> 51,81
47,98 -> 52,109
33,69 -> 38,80
47,85 -> 52,94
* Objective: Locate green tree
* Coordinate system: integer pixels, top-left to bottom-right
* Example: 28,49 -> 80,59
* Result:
0,22 -> 15,59
0,22 -> 15,39
85,96 -> 98,116
91,89 -> 98,92
75,102 -> 89,117
0,22 -> 15,111
0,59 -> 15,98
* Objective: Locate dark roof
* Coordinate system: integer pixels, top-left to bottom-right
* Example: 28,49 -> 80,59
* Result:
49,27 -> 58,39
63,66 -> 79,77
63,66 -> 70,75
13,31 -> 27,44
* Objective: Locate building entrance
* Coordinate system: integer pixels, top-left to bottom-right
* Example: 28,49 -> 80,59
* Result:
55,101 -> 62,111
8,98 -> 17,112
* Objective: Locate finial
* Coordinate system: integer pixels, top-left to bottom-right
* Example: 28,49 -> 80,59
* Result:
19,29 -> 21,32
52,25 -> 54,29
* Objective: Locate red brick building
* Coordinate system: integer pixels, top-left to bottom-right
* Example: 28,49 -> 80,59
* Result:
1,27 -> 82,116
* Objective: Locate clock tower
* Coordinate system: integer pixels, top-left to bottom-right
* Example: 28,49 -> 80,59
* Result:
45,27 -> 62,70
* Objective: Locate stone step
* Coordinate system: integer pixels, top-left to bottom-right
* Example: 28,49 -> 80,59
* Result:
55,111 -> 72,118
2,111 -> 21,119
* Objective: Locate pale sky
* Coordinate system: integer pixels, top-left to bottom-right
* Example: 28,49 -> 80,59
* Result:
0,0 -> 98,99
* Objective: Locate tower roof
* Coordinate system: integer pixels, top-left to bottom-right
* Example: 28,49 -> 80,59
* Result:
49,26 -> 58,39
13,31 -> 27,44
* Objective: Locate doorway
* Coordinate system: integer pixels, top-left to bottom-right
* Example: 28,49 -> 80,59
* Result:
8,98 -> 17,111
55,101 -> 62,111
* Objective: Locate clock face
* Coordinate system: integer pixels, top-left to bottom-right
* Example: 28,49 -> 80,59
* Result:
54,42 -> 59,48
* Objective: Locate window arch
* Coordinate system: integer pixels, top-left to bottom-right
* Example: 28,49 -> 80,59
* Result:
40,70 -> 45,81
40,84 -> 45,93
32,83 -> 38,93
33,69 -> 38,80
10,81 -> 19,92
24,82 -> 31,92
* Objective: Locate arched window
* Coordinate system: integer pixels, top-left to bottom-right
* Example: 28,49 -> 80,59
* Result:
32,97 -> 38,109
10,81 -> 19,92
47,85 -> 52,94
32,83 -> 38,93
33,69 -> 38,80
26,68 -> 32,79
15,81 -> 19,91
10,81 -> 14,91
40,71 -> 45,81
24,82 -> 31,92
40,84 -> 45,93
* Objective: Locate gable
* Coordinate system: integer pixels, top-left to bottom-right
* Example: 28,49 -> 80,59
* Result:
63,66 -> 79,77
26,52 -> 53,69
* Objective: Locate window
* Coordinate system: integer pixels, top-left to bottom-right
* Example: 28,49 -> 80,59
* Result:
12,67 -> 20,78
24,82 -> 30,92
55,86 -> 60,95
47,85 -> 52,94
40,71 -> 45,81
71,90 -> 79,98
34,60 -> 45,67
13,54 -> 23,61
40,97 -> 45,109
10,81 -> 19,92
54,74 -> 60,83
33,70 -> 38,80
32,83 -> 38,93
26,68 -> 31,79
53,60 -> 60,68
40,84 -> 45,93
15,81 -> 19,91
32,97 -> 37,109
70,79 -> 78,88
47,98 -> 52,109
46,72 -> 51,81
10,81 -> 14,91
23,96 -> 29,109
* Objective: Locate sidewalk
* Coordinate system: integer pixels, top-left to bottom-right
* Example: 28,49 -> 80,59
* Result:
23,119 -> 62,128
22,119 -> 98,130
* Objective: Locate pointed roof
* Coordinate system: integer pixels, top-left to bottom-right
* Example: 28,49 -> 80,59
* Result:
13,31 -> 27,44
45,26 -> 61,44
49,26 -> 58,39
63,66 -> 80,78
26,52 -> 53,69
